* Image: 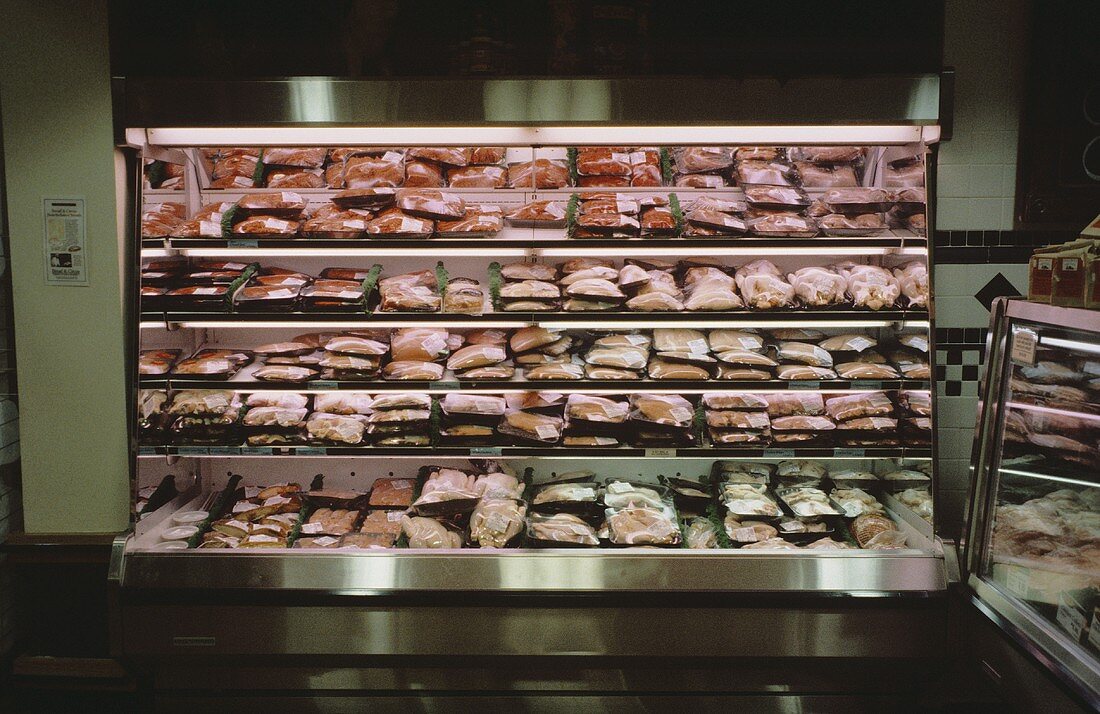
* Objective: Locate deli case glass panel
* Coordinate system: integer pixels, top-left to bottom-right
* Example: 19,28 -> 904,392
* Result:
967,298 -> 1100,703
121,128 -> 945,595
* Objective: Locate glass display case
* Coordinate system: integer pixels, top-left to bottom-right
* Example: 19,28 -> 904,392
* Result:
966,298 -> 1100,706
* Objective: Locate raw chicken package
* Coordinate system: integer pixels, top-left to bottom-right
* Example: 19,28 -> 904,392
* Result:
735,260 -> 795,310
526,512 -> 600,547
412,467 -> 481,516
467,498 -> 527,548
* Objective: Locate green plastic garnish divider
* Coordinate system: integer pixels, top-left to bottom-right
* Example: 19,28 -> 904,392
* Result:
186,473 -> 243,549
659,147 -> 674,184
564,193 -> 580,239
361,263 -> 383,313
224,263 -> 259,312
251,148 -> 266,187
669,192 -> 685,238
488,262 -> 503,312
567,147 -> 579,187
220,204 -> 240,239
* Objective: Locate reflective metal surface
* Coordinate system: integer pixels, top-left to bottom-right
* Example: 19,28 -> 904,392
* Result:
120,601 -> 943,658
970,576 -> 1100,710
118,543 -> 946,594
115,75 -> 940,128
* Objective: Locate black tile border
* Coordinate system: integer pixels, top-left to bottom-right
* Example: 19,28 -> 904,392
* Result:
934,229 -> 1078,264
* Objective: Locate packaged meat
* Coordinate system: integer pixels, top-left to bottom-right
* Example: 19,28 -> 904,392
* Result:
508,159 -> 569,189
524,362 -> 583,380
734,261 -> 795,310
737,160 -> 795,186
261,147 -> 326,168
253,365 -> 319,383
500,280 -> 561,302
369,393 -> 431,411
331,188 -> 398,209
629,394 -> 694,428
743,185 -> 810,209
345,152 -> 405,188
850,513 -> 907,549
139,349 -> 181,375
469,147 -> 506,165
725,516 -> 781,544
390,328 -> 450,362
210,175 -> 255,189
817,334 -> 877,354
795,162 -> 859,188
232,216 -> 299,236
265,168 -> 325,189
576,148 -> 632,176
468,498 -> 527,548
817,213 -> 886,236
565,395 -> 629,424
169,218 -> 225,239
504,200 -> 568,226
776,341 -> 833,367
364,211 -> 434,237
893,262 -> 929,308
245,392 -> 309,410
821,188 -> 894,214
394,189 -> 465,221
242,406 -> 308,429
835,362 -> 900,379
438,392 -> 505,420
382,360 -> 444,381
674,146 -> 733,174
445,345 -> 506,371
306,413 -> 367,444
508,326 -> 563,354
774,365 -> 838,381
747,212 -> 817,238
884,160 -> 924,188
369,477 -> 416,507
685,209 -> 746,234
527,512 -> 599,547
683,517 -> 719,549
500,410 -> 563,443
576,213 -> 640,233
643,358 -> 707,380
236,192 -> 306,217
899,391 -> 932,416
734,147 -> 784,161
701,393 -> 767,411
606,504 -> 681,546
211,154 -> 258,180
402,515 -> 463,549
402,147 -> 468,167
825,392 -> 894,421
771,415 -> 836,432
835,263 -> 901,311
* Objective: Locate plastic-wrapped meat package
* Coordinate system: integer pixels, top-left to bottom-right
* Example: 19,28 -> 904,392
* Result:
414,467 -> 480,509
794,162 -> 859,188
884,159 -> 925,188
446,165 -> 507,188
835,263 -> 901,311
507,159 -> 570,189
850,513 -> 907,549
395,189 -> 465,220
607,505 -> 681,546
265,168 -> 325,189
469,498 -> 527,548
401,515 -> 463,548
390,328 -> 450,362
345,152 -> 405,188
237,191 -> 307,217
470,147 -> 506,165
734,260 -> 795,310
737,161 -> 794,186
787,266 -> 847,307
674,146 -> 733,174
893,262 -> 929,308
232,216 -> 299,236
682,267 -> 743,311
630,159 -> 662,187
403,160 -> 444,188
407,147 -> 470,166
576,148 -> 632,176
675,174 -> 727,188
748,212 -> 817,237
824,392 -> 894,421
366,211 -> 434,236
504,200 -> 567,224
261,148 -> 326,168
306,413 -> 368,444
817,213 -> 886,235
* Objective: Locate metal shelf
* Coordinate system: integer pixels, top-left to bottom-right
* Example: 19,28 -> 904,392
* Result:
142,232 -> 927,256
138,444 -> 932,459
140,375 -> 930,392
140,309 -> 929,328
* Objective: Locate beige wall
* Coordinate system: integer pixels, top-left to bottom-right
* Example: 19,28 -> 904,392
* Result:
0,0 -> 128,532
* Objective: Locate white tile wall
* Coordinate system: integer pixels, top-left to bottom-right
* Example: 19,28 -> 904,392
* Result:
935,0 -> 1030,230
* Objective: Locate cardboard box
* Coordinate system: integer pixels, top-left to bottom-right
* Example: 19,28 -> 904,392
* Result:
1051,247 -> 1091,307
1028,249 -> 1058,303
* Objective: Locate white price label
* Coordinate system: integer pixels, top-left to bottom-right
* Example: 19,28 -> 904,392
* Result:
1010,328 -> 1037,367
645,448 -> 676,458
1005,567 -> 1030,598
1056,594 -> 1087,642
733,527 -> 759,542
534,424 -> 559,440
301,522 -> 324,534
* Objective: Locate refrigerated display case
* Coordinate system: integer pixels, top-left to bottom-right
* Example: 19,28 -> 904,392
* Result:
965,298 -> 1100,708
109,76 -> 951,701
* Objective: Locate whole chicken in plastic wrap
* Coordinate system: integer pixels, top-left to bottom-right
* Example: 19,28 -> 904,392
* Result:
835,262 -> 901,311
892,261 -> 929,308
682,267 -> 743,311
787,266 -> 847,307
734,260 -> 795,310
469,498 -> 526,548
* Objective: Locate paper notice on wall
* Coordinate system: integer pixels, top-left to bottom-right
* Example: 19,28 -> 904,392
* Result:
43,198 -> 88,286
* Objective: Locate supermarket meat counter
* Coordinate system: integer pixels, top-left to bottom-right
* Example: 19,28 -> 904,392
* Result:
109,77 -> 952,704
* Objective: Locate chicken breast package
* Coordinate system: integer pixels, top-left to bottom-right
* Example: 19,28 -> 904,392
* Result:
824,392 -> 895,421
629,393 -> 695,429
412,467 -> 481,513
606,505 -> 681,546
441,393 -> 507,418
566,395 -> 629,424
306,413 -> 368,444
500,410 -> 563,444
389,328 -> 450,362
527,512 -> 600,547
776,341 -> 834,367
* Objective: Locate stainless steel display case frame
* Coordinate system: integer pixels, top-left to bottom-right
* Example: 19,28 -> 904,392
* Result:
964,297 -> 1100,707
111,77 -> 952,687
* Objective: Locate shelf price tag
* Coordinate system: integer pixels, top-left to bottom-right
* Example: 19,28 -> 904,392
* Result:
309,380 -> 339,389
1010,327 -> 1038,366
137,446 -> 156,456
470,446 -> 503,456
296,447 -> 327,456
850,380 -> 879,389
1056,592 -> 1087,643
227,239 -> 259,248
241,447 -> 272,456
1004,567 -> 1030,598
834,448 -> 866,458
763,448 -> 796,458
788,381 -> 820,390
644,448 -> 677,458
176,446 -> 209,456
429,381 -> 460,391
